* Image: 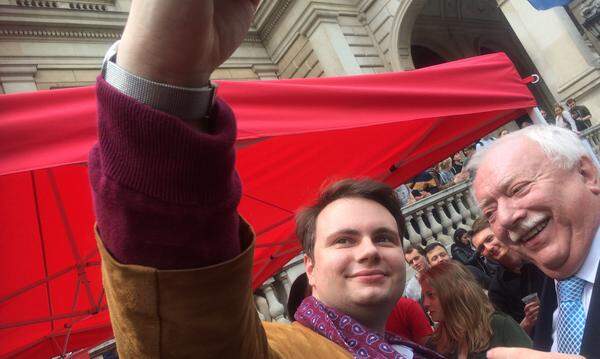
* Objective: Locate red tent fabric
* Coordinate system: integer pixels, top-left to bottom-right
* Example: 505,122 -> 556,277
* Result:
0,53 -> 536,358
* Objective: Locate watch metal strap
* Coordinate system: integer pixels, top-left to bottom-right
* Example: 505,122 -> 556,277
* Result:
102,41 -> 216,120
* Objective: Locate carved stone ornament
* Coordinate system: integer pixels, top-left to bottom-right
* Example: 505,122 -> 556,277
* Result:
581,0 -> 600,39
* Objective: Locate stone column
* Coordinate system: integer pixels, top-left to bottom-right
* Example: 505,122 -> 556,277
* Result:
498,0 -> 600,115
301,13 -> 363,76
0,65 -> 37,93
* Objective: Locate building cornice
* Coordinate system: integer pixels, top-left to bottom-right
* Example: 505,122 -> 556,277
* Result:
254,0 -> 294,40
267,1 -> 359,63
0,5 -> 125,40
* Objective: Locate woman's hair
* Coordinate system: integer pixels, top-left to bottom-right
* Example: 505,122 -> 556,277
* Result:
452,228 -> 469,245
419,261 -> 495,354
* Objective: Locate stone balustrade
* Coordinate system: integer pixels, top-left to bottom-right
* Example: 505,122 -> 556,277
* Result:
581,123 -> 600,157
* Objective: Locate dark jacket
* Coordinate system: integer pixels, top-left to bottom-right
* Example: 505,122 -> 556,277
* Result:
488,263 -> 546,324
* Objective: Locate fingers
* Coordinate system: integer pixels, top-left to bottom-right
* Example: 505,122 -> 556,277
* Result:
487,347 -> 519,359
487,348 -> 584,359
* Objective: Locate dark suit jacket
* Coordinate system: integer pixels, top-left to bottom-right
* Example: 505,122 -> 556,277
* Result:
533,258 -> 600,358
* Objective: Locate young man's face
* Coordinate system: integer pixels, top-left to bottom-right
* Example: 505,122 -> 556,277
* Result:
471,227 -> 508,262
426,246 -> 449,267
567,101 -> 575,110
405,248 -> 428,273
473,137 -> 600,279
305,197 -> 405,317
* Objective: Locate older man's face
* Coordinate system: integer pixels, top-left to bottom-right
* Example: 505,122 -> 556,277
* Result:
473,138 -> 600,279
305,198 -> 405,318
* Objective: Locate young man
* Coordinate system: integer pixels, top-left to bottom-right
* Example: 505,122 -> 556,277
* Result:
90,1 -> 444,357
471,125 -> 600,358
404,245 -> 429,301
424,242 -> 450,267
426,241 -> 491,288
566,98 -> 592,131
471,217 -> 546,335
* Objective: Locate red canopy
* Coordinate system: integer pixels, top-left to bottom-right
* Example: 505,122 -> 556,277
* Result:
0,53 -> 536,358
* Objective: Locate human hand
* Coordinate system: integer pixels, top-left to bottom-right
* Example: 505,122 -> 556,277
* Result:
487,348 -> 584,359
118,0 -> 259,87
520,297 -> 540,332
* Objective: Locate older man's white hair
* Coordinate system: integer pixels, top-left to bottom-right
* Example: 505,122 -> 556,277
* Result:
467,125 -> 590,177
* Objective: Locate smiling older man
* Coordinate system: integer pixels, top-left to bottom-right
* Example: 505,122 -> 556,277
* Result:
469,125 -> 600,358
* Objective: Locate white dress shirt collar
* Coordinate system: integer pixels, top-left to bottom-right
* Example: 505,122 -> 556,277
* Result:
575,225 -> 600,284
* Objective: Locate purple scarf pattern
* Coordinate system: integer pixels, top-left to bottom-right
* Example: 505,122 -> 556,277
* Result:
295,296 -> 445,359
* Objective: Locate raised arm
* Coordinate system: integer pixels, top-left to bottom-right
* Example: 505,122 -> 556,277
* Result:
90,3 -> 271,356
91,0 -> 259,269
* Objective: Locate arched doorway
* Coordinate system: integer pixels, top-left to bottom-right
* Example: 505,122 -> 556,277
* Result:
390,0 -> 555,110
411,45 -> 447,69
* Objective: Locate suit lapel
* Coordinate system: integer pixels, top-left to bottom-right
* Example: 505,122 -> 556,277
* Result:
580,257 -> 600,358
533,277 -> 557,351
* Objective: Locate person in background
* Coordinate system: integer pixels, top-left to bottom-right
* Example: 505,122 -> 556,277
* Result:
424,242 -> 450,267
450,229 -> 486,273
566,98 -> 592,131
409,169 -> 439,200
436,158 -> 455,187
286,273 -> 310,321
553,104 -> 577,132
450,152 -> 464,176
428,241 -> 491,289
396,183 -> 415,207
519,119 -> 533,128
470,125 -> 600,358
452,145 -> 477,183
539,109 -> 550,123
386,297 -> 434,345
404,244 -> 429,302
420,261 -> 532,359
470,217 -> 545,336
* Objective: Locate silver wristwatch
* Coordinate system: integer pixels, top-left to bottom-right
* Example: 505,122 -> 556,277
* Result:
101,41 -> 216,120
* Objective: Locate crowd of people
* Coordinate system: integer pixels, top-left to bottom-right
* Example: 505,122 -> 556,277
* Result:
89,1 -> 597,358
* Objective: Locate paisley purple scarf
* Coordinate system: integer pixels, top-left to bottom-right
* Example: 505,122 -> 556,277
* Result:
295,296 -> 445,359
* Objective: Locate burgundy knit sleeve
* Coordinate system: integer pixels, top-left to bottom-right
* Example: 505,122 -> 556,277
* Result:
88,76 -> 242,269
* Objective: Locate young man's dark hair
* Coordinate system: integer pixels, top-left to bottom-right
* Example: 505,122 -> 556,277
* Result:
471,216 -> 491,236
424,242 -> 446,256
405,243 -> 425,256
296,178 -> 406,259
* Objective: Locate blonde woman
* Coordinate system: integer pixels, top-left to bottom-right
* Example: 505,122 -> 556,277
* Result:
554,103 -> 577,132
420,261 -> 531,359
